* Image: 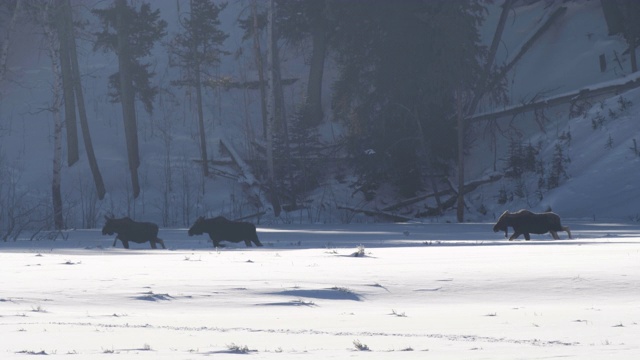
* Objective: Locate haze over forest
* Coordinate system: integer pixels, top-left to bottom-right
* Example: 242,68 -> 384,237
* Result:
1,0 -> 639,237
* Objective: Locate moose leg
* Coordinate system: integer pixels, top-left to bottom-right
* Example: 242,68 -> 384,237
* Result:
244,240 -> 253,247
113,235 -> 119,247
508,232 -> 522,241
212,240 -> 224,248
121,240 -> 129,249
150,240 -> 157,249
156,238 -> 166,249
209,234 -> 223,248
524,233 -> 531,240
253,239 -> 263,247
550,231 -> 559,240
563,226 -> 572,239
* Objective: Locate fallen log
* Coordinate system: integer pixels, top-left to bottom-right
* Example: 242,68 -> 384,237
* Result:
234,211 -> 267,222
336,206 -> 412,223
381,174 -> 503,212
468,73 -> 640,123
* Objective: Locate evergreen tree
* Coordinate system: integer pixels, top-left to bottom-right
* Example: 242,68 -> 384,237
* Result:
273,109 -> 324,208
504,141 -> 539,179
547,143 -> 570,190
93,1 -> 166,198
168,0 -> 229,178
331,0 -> 488,197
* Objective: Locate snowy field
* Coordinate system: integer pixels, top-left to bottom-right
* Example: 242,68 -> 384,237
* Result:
1,222 -> 639,359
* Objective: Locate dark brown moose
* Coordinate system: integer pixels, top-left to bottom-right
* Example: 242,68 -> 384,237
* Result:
102,216 -> 166,249
493,209 -> 572,240
188,216 -> 263,248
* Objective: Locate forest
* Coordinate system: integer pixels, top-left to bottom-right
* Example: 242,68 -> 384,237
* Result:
0,0 -> 639,237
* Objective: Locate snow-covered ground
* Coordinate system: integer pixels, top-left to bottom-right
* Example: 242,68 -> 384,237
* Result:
1,222 -> 639,359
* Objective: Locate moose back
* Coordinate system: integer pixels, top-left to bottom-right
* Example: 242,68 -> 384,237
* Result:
188,216 -> 262,248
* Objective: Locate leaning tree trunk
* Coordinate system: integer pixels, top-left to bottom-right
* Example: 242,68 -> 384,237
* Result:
63,0 -> 106,199
116,0 -> 140,198
466,0 -> 513,118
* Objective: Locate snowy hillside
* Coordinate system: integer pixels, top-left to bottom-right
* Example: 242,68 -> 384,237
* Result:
0,0 -> 639,229
467,0 -> 640,222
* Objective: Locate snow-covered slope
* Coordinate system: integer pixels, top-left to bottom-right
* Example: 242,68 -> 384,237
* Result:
474,87 -> 640,221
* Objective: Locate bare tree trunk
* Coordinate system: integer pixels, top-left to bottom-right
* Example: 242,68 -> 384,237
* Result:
412,106 -> 443,213
51,79 -> 64,229
56,2 -> 79,167
42,2 -> 64,229
251,0 -> 268,140
116,0 -> 140,198
456,90 -> 465,223
270,28 -> 296,208
266,0 -> 281,216
195,62 -> 209,178
64,0 -> 106,199
0,0 -> 22,83
630,35 -> 638,73
304,2 -> 327,127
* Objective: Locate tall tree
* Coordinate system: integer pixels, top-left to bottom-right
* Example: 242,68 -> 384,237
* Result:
331,0 -> 488,199
239,0 -> 285,214
276,0 -> 333,127
265,0 -> 281,216
250,0 -> 268,139
55,0 -> 78,167
93,1 -> 167,198
168,0 -> 228,178
458,0 -> 512,222
58,0 -> 106,199
23,1 -> 64,229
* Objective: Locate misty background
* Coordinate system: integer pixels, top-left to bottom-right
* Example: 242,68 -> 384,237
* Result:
1,0 -> 639,240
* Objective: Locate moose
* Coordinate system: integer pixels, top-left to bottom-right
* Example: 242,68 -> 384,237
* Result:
188,216 -> 263,248
102,216 -> 166,249
493,209 -> 572,240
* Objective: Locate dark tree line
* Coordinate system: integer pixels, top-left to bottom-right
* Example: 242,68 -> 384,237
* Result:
3,0 -> 552,228
239,0 -> 492,211
329,1 -> 489,199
